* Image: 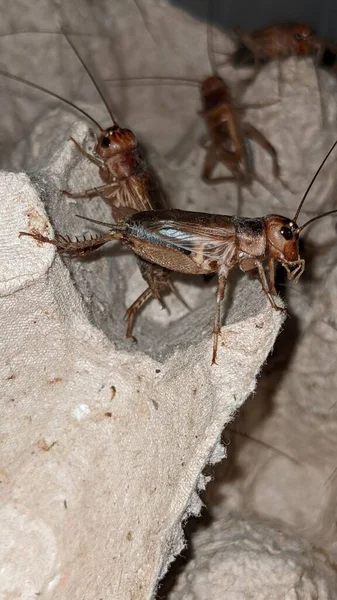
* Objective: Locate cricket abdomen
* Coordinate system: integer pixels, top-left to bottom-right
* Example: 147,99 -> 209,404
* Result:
126,235 -> 210,275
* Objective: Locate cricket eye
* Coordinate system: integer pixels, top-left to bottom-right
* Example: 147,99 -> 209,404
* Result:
280,226 -> 293,240
294,32 -> 303,41
101,137 -> 111,148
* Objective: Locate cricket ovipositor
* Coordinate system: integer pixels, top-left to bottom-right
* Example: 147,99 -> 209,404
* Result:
0,32 -> 188,338
21,139 -> 337,364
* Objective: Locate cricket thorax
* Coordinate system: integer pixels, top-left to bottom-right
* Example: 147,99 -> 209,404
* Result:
234,217 -> 267,267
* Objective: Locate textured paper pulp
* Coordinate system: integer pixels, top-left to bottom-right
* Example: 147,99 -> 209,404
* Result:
1,1 -> 337,599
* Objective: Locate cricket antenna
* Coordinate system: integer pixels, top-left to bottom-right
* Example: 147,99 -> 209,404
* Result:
76,214 -> 126,231
298,208 -> 337,232
293,138 -> 337,222
0,68 -> 103,131
105,76 -> 199,88
62,29 -> 118,126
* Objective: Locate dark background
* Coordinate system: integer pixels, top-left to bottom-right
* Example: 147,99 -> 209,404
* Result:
169,0 -> 337,39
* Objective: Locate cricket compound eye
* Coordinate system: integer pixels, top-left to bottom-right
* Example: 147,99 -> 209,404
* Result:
294,32 -> 303,41
280,226 -> 293,240
101,136 -> 111,148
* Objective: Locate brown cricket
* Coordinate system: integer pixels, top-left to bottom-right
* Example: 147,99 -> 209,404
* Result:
229,21 -> 332,113
0,34 -> 187,338
198,74 -> 280,191
105,25 -> 281,200
232,23 -> 320,68
20,140 -> 337,364
200,6 -> 280,192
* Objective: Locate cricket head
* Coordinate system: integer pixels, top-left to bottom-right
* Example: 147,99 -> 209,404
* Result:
264,215 -> 301,265
95,125 -> 137,158
264,201 -> 337,283
285,23 -> 317,55
200,75 -> 231,111
263,138 -> 337,281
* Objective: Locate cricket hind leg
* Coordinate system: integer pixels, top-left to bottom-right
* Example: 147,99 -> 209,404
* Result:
202,145 -> 241,185
242,122 -> 280,179
242,123 -> 290,198
19,230 -> 113,256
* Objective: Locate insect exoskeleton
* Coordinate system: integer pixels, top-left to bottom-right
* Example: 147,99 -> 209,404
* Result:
20,138 -> 337,363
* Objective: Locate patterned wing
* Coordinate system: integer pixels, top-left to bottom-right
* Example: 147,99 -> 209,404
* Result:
132,211 -> 237,267
117,172 -> 165,212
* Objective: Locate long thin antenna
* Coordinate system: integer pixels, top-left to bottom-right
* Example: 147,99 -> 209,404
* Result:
62,30 -> 118,125
105,76 -> 199,87
0,30 -> 115,40
298,208 -> 337,232
293,139 -> 337,222
226,427 -> 302,465
76,214 -> 126,231
0,68 -> 103,130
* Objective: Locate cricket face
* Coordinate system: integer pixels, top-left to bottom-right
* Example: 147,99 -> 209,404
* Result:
95,126 -> 137,158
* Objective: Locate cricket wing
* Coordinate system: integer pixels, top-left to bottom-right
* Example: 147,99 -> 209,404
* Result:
118,172 -> 165,212
136,215 -> 237,267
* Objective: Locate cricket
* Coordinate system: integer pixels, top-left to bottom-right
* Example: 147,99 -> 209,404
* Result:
20,139 -> 337,363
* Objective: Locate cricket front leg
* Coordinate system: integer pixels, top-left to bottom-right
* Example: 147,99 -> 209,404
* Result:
69,137 -> 104,168
267,257 -> 277,294
256,262 -> 286,312
212,273 -> 227,365
62,183 -> 117,200
19,229 -> 113,256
